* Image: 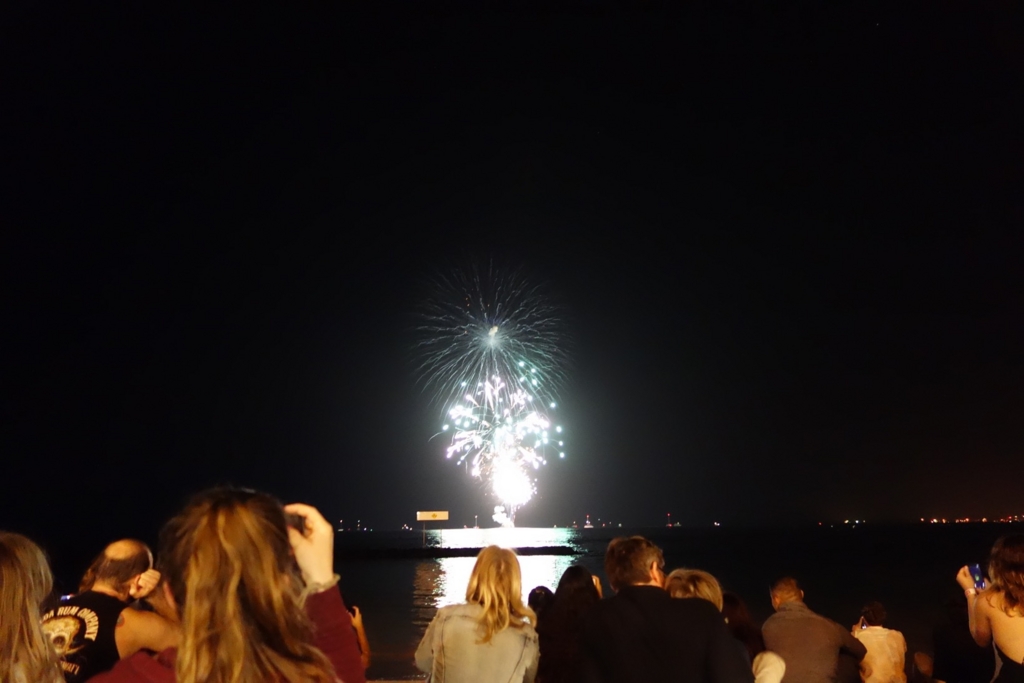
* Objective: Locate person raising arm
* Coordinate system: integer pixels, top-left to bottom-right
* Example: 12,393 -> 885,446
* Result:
955,534 -> 1024,682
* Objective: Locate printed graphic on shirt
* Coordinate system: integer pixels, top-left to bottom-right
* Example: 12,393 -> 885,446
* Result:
41,604 -> 101,677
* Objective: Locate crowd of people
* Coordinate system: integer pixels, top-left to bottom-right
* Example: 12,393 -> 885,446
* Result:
1,489 -> 367,683
2,489 -> 1022,683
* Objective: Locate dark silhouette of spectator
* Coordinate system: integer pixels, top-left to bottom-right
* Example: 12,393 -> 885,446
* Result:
723,592 -> 766,662
837,652 -> 863,683
530,585 -> 556,625
580,535 -> 752,683
932,594 -> 996,683
536,565 -> 601,683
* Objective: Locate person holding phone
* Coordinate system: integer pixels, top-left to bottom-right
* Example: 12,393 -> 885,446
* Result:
851,601 -> 907,683
955,534 -> 1024,683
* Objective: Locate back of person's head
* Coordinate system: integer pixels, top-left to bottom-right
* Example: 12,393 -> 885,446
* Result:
465,545 -> 535,643
604,536 -> 664,592
770,576 -> 803,607
861,600 -> 887,626
555,564 -> 599,600
538,565 -> 600,636
159,487 -> 336,683
723,591 -> 755,627
548,564 -> 600,622
664,568 -> 724,610
536,565 -> 601,682
0,532 -> 62,683
723,591 -> 765,660
989,533 -> 1024,613
79,538 -> 152,594
528,585 -> 554,622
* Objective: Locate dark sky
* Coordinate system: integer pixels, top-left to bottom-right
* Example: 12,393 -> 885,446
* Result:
5,1 -> 1023,559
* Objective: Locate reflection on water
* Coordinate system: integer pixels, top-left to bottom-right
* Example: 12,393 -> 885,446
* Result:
411,527 -> 582,629
426,526 -> 582,550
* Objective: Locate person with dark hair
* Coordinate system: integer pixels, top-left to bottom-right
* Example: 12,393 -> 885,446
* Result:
41,538 -> 179,682
580,536 -> 752,683
722,592 -> 787,683
955,533 -> 1024,682
89,488 -> 366,683
536,565 -> 601,683
762,577 -> 866,683
529,585 -> 556,625
723,592 -> 766,663
852,600 -> 906,683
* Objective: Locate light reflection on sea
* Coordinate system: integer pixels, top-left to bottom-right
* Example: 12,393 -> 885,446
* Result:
411,527 -> 582,629
340,526 -> 591,679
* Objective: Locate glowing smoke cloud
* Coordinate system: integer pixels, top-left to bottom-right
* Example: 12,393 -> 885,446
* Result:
417,266 -> 568,526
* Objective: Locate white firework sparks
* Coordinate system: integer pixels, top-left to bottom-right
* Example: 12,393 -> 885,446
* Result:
417,266 -> 567,525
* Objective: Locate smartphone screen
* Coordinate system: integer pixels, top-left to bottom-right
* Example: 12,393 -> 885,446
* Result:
968,563 -> 986,589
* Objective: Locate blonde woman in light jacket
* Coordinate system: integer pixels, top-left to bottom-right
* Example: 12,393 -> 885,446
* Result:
416,545 -> 539,683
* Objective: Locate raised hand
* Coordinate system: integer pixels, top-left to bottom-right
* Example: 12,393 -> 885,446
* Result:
284,502 -> 336,586
130,569 -> 163,599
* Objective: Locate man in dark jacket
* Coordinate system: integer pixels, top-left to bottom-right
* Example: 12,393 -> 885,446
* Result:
581,536 -> 753,683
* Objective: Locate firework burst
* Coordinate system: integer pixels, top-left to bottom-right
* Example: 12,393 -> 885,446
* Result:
416,265 -> 568,526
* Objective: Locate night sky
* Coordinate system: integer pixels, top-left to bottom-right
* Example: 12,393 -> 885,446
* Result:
6,2 -> 1023,561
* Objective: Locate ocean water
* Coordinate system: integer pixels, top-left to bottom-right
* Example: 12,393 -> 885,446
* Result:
335,523 -> 1014,680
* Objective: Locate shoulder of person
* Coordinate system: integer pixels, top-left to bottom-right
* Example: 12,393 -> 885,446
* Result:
518,622 -> 539,640
979,588 -> 1007,612
119,606 -> 164,628
827,617 -> 855,634
437,602 -> 482,618
116,607 -> 178,650
673,596 -> 725,618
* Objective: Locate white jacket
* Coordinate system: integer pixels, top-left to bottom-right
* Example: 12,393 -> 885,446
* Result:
415,602 -> 539,683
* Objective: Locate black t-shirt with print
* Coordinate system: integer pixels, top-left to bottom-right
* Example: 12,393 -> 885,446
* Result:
41,590 -> 127,683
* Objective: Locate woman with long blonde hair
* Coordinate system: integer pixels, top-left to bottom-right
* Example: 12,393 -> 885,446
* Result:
416,545 -> 539,682
90,488 -> 366,683
0,531 -> 64,683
